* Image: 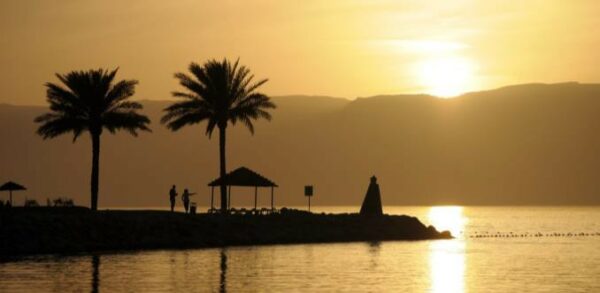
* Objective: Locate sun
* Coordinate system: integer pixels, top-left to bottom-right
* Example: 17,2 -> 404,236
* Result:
416,57 -> 475,98
428,206 -> 467,237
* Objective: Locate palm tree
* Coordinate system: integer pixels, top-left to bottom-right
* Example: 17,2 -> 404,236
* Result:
161,58 -> 275,213
35,68 -> 151,211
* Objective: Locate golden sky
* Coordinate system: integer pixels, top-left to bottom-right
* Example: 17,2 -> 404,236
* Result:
1,0 -> 599,104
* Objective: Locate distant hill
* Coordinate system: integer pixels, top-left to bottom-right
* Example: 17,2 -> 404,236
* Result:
1,83 -> 600,208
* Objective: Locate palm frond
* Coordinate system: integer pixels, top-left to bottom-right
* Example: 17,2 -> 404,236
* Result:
162,58 -> 275,136
163,110 -> 213,132
174,72 -> 206,98
110,101 -> 143,110
160,99 -> 211,124
102,111 -> 151,136
106,79 -> 138,109
35,68 -> 150,140
35,113 -> 89,141
172,91 -> 200,100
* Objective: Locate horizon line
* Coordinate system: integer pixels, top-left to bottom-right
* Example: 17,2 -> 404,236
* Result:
0,80 -> 590,107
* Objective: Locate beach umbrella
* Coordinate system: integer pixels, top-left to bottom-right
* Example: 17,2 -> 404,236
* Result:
0,181 -> 26,206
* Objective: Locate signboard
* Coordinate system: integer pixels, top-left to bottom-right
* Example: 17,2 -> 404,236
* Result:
304,185 -> 313,197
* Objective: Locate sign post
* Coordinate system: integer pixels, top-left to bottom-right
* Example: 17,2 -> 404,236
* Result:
304,185 -> 313,212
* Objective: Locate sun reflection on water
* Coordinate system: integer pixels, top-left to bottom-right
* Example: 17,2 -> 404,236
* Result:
428,206 -> 467,238
428,206 -> 467,293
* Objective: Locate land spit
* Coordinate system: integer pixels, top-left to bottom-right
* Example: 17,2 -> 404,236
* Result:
0,207 -> 451,259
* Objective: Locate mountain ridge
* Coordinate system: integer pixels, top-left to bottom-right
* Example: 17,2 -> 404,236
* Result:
1,82 -> 599,207
4,82 -> 599,107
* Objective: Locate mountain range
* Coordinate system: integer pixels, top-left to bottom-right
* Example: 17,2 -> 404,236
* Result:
1,82 -> 599,207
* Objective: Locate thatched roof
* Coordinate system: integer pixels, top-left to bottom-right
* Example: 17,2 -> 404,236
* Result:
208,167 -> 277,187
0,181 -> 26,191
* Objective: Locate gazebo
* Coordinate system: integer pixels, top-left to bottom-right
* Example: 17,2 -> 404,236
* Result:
0,181 -> 26,206
208,167 -> 278,213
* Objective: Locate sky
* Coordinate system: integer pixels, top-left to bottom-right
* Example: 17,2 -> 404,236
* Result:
1,0 -> 600,105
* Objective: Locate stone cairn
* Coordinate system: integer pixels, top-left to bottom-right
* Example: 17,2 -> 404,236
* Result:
360,175 -> 383,216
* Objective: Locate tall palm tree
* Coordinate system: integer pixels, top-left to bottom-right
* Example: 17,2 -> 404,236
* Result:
35,68 -> 151,211
161,58 -> 275,213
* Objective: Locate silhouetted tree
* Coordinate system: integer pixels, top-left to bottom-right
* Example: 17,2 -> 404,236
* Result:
161,58 -> 275,213
35,68 -> 150,211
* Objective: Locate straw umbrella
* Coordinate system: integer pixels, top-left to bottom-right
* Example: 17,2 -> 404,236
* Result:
0,181 -> 27,206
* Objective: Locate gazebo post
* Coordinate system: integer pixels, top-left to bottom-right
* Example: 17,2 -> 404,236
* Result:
9,190 -> 13,206
228,186 -> 231,209
270,186 -> 274,210
254,186 -> 258,210
211,186 -> 214,210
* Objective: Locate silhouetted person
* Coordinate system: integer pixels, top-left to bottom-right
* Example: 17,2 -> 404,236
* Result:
360,176 -> 383,216
182,189 -> 196,214
169,185 -> 178,212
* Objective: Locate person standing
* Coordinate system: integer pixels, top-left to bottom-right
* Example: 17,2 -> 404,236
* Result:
181,188 -> 196,214
169,185 -> 178,212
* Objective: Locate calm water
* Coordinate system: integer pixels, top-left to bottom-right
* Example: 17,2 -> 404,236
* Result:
1,206 -> 599,292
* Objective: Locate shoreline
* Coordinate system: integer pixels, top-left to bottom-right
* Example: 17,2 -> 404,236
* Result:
0,207 -> 451,260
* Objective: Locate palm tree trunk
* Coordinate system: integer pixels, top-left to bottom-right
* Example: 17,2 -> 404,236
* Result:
91,133 -> 100,211
219,126 -> 227,213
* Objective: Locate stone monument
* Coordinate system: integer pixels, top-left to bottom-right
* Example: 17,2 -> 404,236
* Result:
360,175 -> 383,216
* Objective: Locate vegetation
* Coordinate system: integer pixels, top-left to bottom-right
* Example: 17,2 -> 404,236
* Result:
34,69 -> 151,211
161,58 -> 276,213
23,199 -> 39,207
52,197 -> 75,207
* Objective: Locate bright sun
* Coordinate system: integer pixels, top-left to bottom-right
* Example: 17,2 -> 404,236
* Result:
428,206 -> 467,237
417,57 -> 475,98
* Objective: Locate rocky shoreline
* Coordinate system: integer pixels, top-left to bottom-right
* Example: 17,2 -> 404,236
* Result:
0,207 -> 451,260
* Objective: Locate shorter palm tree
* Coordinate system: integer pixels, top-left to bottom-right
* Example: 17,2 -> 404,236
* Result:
35,68 -> 151,210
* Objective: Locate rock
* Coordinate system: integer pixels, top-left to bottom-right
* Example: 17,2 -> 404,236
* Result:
0,207 -> 451,258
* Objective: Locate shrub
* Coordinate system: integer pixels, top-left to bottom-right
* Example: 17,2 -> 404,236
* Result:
24,199 -> 40,207
53,197 -> 75,207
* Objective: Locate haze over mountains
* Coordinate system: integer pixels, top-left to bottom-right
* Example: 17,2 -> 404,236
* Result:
1,82 -> 599,208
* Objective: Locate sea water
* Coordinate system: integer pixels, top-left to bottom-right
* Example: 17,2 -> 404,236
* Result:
0,206 -> 599,292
